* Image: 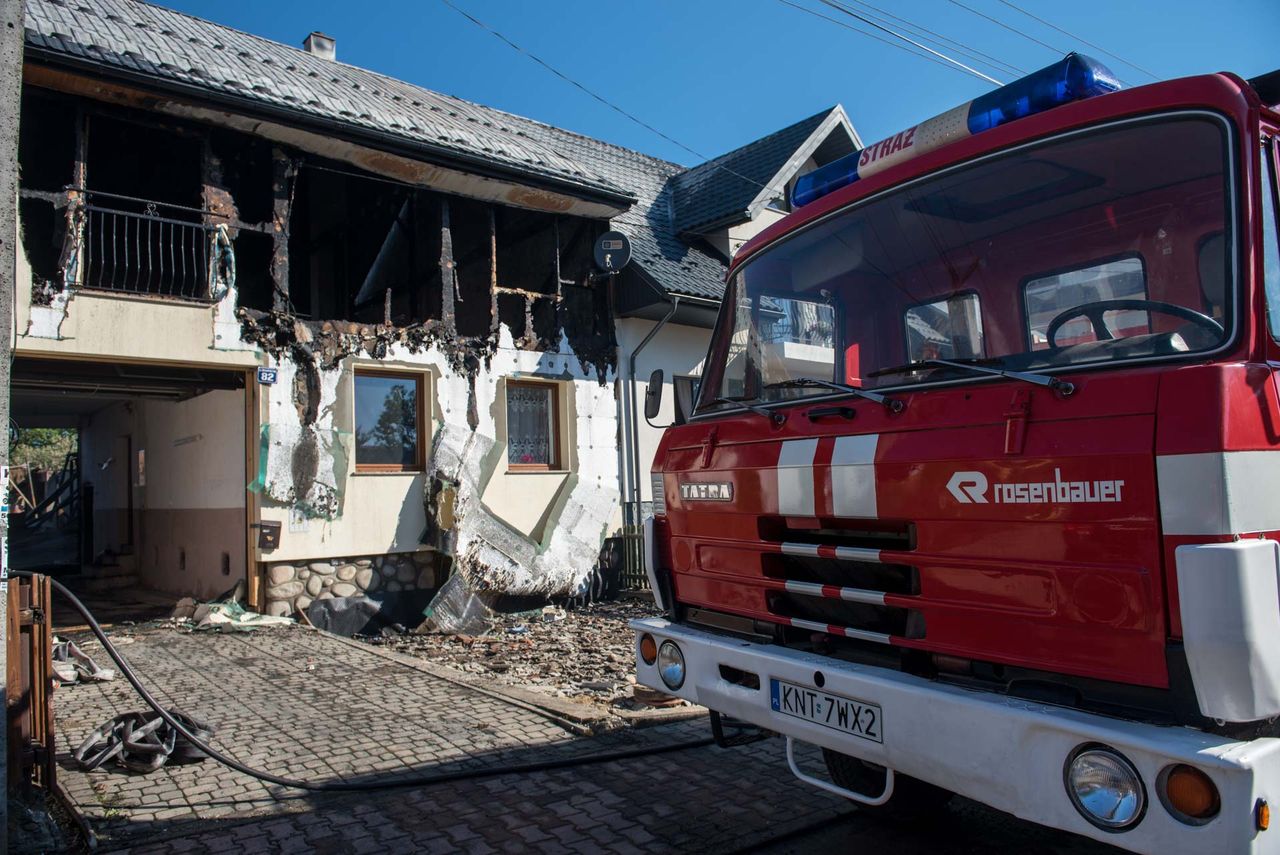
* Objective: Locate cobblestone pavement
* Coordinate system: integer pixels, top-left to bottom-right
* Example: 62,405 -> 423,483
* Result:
52,623 -> 1119,854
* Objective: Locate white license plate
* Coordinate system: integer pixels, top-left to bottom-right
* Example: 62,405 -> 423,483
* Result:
770,678 -> 883,743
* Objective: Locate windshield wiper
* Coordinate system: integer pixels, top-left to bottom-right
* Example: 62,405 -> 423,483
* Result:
763,378 -> 905,413
868,358 -> 1075,396
713,397 -> 786,425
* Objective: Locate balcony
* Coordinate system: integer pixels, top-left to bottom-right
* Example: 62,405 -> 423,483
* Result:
71,190 -> 227,302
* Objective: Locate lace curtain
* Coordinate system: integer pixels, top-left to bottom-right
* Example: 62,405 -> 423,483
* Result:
508,384 -> 553,466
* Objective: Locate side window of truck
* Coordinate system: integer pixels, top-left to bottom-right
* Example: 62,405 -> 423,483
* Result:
1023,257 -> 1147,350
1264,139 -> 1280,341
904,293 -> 984,362
756,294 -> 838,386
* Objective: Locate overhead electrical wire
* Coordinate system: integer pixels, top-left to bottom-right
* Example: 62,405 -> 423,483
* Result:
775,0 -> 990,82
437,0 -> 771,191
815,0 -> 1004,86
944,0 -> 1067,56
993,0 -> 1161,82
834,0 -> 1026,77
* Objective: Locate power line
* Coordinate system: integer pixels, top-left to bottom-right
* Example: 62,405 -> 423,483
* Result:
839,0 -> 1027,76
437,0 -> 770,189
945,0 -> 1066,55
817,0 -> 1004,85
776,0 -> 988,81
994,0 -> 1160,82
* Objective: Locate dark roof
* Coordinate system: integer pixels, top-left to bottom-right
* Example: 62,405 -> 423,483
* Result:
671,107 -> 851,236
20,0 -> 841,302
23,0 -> 632,200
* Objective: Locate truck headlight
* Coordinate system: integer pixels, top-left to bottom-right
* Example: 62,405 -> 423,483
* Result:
1065,746 -> 1146,831
657,640 -> 685,690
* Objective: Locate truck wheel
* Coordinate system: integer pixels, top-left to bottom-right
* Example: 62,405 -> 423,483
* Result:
822,748 -> 953,815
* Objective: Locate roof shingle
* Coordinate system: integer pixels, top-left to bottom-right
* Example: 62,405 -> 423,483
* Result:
22,0 -> 834,302
671,108 -> 838,236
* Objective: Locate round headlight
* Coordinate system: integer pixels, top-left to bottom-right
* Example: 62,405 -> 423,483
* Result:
1065,746 -> 1146,831
657,640 -> 685,690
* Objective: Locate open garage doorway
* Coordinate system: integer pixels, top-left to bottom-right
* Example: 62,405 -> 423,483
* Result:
11,357 -> 250,615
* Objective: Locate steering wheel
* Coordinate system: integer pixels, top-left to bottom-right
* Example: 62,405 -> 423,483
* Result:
1045,299 -> 1223,349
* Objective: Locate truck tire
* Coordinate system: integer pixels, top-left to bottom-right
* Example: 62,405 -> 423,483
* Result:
822,748 -> 953,815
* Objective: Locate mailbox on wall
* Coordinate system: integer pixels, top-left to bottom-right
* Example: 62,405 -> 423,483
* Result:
254,521 -> 281,550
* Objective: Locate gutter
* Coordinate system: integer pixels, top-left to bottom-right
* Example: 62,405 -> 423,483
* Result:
22,49 -> 639,210
624,293 -> 679,527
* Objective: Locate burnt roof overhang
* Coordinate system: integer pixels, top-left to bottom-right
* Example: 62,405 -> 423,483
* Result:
23,46 -> 639,214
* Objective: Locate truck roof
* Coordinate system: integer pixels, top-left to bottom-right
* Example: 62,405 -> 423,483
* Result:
733,71 -> 1259,272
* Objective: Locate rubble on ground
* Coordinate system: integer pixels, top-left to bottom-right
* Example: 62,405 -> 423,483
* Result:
363,597 -> 669,708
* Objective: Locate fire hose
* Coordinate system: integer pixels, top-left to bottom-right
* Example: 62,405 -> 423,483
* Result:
13,570 -> 762,792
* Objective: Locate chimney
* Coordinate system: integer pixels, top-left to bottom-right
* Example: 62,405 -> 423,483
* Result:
303,32 -> 335,61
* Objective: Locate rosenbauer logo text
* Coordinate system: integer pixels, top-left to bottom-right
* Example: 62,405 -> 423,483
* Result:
946,469 -> 1124,505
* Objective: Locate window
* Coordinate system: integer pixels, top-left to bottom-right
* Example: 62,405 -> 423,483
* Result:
1264,139 -> 1280,341
674,375 -> 702,423
354,371 -> 424,472
905,293 -> 983,362
699,116 -> 1233,410
1024,257 -> 1146,350
507,381 -> 561,470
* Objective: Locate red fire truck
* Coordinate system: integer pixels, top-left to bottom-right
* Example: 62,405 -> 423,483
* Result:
634,54 -> 1280,852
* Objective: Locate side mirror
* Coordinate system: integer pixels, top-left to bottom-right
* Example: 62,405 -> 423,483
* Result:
644,369 -> 664,422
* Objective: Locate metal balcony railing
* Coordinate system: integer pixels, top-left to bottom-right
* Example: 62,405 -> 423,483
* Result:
75,190 -> 221,301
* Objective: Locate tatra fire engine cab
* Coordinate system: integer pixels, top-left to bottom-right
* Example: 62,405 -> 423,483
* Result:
634,55 -> 1280,853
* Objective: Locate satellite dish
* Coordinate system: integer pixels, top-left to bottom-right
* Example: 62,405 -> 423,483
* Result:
593,231 -> 632,273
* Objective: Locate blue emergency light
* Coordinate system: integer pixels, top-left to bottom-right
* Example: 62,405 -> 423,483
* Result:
791,53 -> 1122,208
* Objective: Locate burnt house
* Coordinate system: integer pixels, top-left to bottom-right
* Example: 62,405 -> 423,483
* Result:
11,0 -> 860,615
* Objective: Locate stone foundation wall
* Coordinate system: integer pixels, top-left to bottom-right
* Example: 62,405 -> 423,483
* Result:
263,551 -> 438,616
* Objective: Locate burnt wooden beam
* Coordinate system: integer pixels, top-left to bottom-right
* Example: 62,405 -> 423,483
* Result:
269,147 -> 297,312
201,138 -> 240,238
58,107 -> 87,287
439,197 -> 456,331
488,206 -> 499,335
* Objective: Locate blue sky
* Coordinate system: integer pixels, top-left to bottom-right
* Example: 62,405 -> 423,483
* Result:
161,0 -> 1279,166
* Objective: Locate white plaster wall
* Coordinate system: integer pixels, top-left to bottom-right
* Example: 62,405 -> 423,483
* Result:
725,208 -> 787,258
78,400 -> 137,553
480,375 -> 575,541
12,195 -> 622,594
616,318 -> 712,505
135,390 -> 246,598
141,391 -> 245,510
257,327 -> 621,595
13,227 -> 258,368
76,389 -> 247,598
257,354 -> 433,562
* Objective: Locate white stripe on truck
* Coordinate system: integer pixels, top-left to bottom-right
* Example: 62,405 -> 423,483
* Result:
830,434 -> 879,519
777,439 -> 819,516
1157,451 -> 1280,536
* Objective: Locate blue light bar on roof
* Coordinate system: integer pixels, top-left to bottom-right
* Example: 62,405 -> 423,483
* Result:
792,53 -> 1121,208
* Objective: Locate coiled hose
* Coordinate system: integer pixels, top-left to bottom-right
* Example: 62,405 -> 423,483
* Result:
14,570 -> 737,792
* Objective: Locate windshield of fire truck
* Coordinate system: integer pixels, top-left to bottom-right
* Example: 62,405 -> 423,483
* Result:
698,115 -> 1234,411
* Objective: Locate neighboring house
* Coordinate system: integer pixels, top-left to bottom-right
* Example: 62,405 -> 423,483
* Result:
10,0 -> 860,615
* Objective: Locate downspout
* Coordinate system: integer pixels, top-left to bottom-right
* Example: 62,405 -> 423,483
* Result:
625,294 -> 680,526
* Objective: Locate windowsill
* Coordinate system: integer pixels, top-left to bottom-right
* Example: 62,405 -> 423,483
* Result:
505,468 -> 570,475
353,469 -> 425,476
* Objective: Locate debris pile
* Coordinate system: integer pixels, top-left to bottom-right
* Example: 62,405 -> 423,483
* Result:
52,638 -> 116,684
171,593 -> 294,632
367,597 -> 661,703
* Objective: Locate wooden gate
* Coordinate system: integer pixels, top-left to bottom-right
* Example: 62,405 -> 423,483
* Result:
6,573 -> 56,792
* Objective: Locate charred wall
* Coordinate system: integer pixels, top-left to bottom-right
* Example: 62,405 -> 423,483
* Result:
16,80 -> 627,597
